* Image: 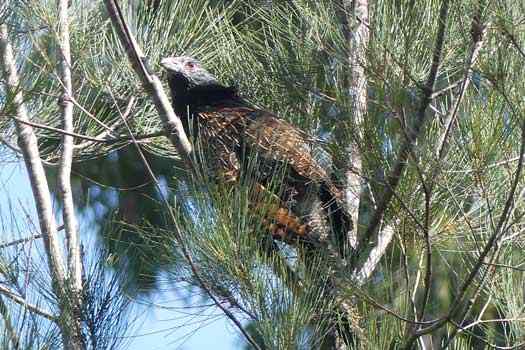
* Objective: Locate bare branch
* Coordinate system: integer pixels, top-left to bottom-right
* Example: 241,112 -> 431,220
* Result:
353,0 -> 451,267
0,225 -> 65,249
103,0 -> 192,162
430,78 -> 464,99
7,114 -> 164,146
55,1 -> 87,345
0,23 -> 67,294
435,14 -> 488,159
0,285 -> 56,321
9,116 -> 114,143
58,0 -> 82,304
352,222 -> 395,285
0,234 -> 44,249
336,0 -> 370,250
57,0 -> 82,294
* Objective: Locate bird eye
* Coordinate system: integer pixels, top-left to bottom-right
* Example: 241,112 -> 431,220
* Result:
185,62 -> 195,69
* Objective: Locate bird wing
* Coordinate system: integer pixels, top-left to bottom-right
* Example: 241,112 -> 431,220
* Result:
243,110 -> 329,182
196,106 -> 351,240
242,109 -> 352,242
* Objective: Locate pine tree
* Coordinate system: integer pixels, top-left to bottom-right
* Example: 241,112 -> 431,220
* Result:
1,0 -> 524,349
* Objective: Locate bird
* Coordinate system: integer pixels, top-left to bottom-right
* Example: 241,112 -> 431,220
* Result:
160,55 -> 351,247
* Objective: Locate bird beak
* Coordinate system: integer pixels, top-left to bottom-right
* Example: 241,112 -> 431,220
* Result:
160,58 -> 178,72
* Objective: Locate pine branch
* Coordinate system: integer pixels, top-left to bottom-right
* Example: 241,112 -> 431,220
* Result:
0,225 -> 65,249
353,0 -> 451,270
57,0 -> 82,296
0,285 -> 56,321
102,75 -> 262,350
0,22 -> 84,350
336,0 -> 370,252
0,23 -> 67,298
405,82 -> 525,350
435,14 -> 488,159
103,0 -> 193,162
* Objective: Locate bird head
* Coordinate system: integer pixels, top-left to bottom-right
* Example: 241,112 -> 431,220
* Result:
160,56 -> 218,88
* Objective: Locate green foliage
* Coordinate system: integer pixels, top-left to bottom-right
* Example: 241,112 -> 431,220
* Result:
2,0 -> 525,348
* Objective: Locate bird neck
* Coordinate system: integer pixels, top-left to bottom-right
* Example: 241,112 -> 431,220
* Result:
187,84 -> 242,108
168,75 -> 242,114
167,76 -> 244,137
167,74 -> 192,116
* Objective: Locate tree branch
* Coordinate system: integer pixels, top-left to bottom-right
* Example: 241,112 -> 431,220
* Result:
103,80 -> 262,350
353,0 -> 450,268
0,23 -> 67,295
57,0 -> 82,294
0,285 -> 56,321
0,225 -> 65,249
435,14 -> 487,159
55,1 -> 86,346
103,0 -> 192,162
336,0 -> 370,251
9,116 -> 114,143
0,22 -> 86,350
7,115 -> 164,145
352,222 -> 396,285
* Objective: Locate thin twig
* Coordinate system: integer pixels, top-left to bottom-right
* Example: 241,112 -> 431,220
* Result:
0,234 -> 44,248
0,285 -> 56,321
74,97 -> 136,149
7,114 -> 164,145
356,289 -> 442,326
68,95 -> 116,134
430,78 -> 464,99
0,135 -> 21,154
435,14 -> 488,159
481,261 -> 525,272
446,155 -> 521,173
418,164 -> 433,323
0,225 -> 65,249
501,26 -> 525,60
10,116 -> 111,143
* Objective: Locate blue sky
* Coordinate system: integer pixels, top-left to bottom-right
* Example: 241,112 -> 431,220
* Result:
0,152 -> 239,349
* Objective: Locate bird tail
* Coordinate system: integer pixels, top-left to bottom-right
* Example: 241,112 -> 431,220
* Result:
319,181 -> 353,251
